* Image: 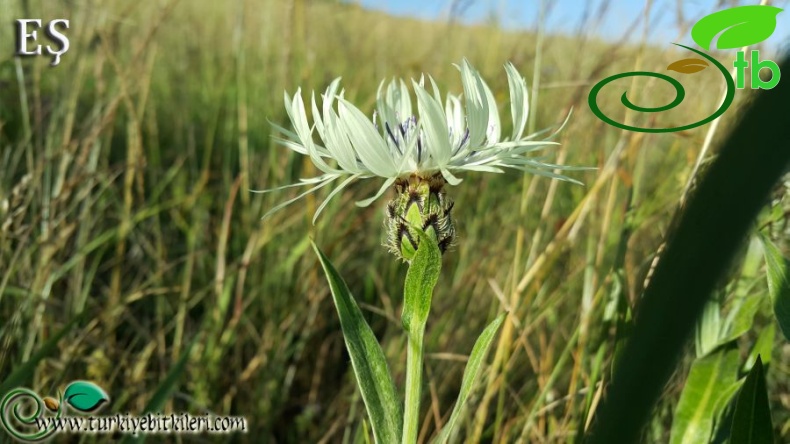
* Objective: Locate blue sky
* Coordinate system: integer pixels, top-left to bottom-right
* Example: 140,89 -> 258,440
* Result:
358,0 -> 790,51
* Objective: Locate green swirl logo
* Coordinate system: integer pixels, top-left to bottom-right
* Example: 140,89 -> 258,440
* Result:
588,5 -> 783,133
1,381 -> 108,442
1,388 -> 60,442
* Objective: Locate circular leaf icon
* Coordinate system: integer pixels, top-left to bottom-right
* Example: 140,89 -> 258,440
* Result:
63,381 -> 110,413
667,58 -> 709,74
691,5 -> 783,50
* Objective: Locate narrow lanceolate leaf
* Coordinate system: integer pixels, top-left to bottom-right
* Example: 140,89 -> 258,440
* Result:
760,234 -> 790,341
731,355 -> 774,444
401,228 -> 442,334
670,347 -> 742,444
312,242 -> 402,443
691,5 -> 783,50
745,324 -> 775,372
433,313 -> 506,444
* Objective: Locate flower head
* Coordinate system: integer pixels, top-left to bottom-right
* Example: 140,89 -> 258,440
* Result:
260,60 -> 586,260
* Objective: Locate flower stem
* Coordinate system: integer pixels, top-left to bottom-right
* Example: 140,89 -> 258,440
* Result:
402,330 -> 424,444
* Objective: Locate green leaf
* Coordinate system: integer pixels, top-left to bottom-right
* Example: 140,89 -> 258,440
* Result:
63,381 -> 110,413
120,335 -> 198,444
312,241 -> 402,443
731,355 -> 774,444
691,5 -> 783,50
695,300 -> 722,358
720,295 -> 761,345
760,234 -> 790,341
670,347 -> 741,444
141,338 -> 195,414
433,313 -> 506,444
401,227 -> 442,334
745,324 -> 775,372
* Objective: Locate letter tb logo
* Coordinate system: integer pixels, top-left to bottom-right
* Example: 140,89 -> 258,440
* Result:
733,50 -> 781,89
588,5 -> 784,133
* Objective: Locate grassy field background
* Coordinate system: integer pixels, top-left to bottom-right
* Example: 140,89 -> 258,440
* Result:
1,0 -> 789,442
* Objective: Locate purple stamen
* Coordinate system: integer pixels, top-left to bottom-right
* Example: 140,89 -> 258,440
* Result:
385,122 -> 400,147
385,122 -> 402,155
460,128 -> 470,147
453,128 -> 470,156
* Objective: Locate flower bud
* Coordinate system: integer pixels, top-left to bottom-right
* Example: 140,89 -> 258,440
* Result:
385,174 -> 455,261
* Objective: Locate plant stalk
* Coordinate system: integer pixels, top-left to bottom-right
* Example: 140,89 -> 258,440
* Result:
402,330 -> 424,444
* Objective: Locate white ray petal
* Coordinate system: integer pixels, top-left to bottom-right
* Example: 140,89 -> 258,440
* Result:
284,90 -> 338,174
261,176 -> 338,219
376,79 -> 398,131
311,91 -> 326,142
250,175 -> 331,194
397,79 -> 413,123
501,165 -> 584,185
482,80 -> 501,146
323,107 -> 365,174
441,168 -> 462,185
511,159 -> 597,171
356,177 -> 397,207
312,174 -> 361,224
445,95 -> 465,148
338,99 -> 398,177
505,62 -> 529,141
452,164 -> 504,173
413,80 -> 452,168
458,59 -> 489,149
270,135 -> 308,156
396,119 -> 421,174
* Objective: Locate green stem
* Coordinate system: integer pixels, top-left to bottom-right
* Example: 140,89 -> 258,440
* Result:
402,330 -> 424,444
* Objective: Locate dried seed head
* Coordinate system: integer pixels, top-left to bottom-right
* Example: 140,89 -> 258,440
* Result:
385,173 -> 455,261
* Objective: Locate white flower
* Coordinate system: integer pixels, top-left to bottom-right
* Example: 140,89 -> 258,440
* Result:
259,59 -> 584,222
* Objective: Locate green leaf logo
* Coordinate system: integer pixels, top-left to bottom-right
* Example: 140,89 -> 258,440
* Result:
691,5 -> 783,50
63,381 -> 110,413
667,58 -> 709,74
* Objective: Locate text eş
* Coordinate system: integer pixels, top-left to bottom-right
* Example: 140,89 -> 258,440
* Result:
15,19 -> 70,67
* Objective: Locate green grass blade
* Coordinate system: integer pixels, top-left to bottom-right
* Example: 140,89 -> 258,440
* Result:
433,312 -> 506,444
0,312 -> 86,394
585,53 -> 790,444
312,241 -> 403,444
669,347 -> 741,444
401,226 -> 442,334
120,336 -> 197,444
760,234 -> 790,341
731,355 -> 774,444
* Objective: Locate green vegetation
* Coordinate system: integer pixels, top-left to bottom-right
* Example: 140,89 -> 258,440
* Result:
1,0 -> 788,442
